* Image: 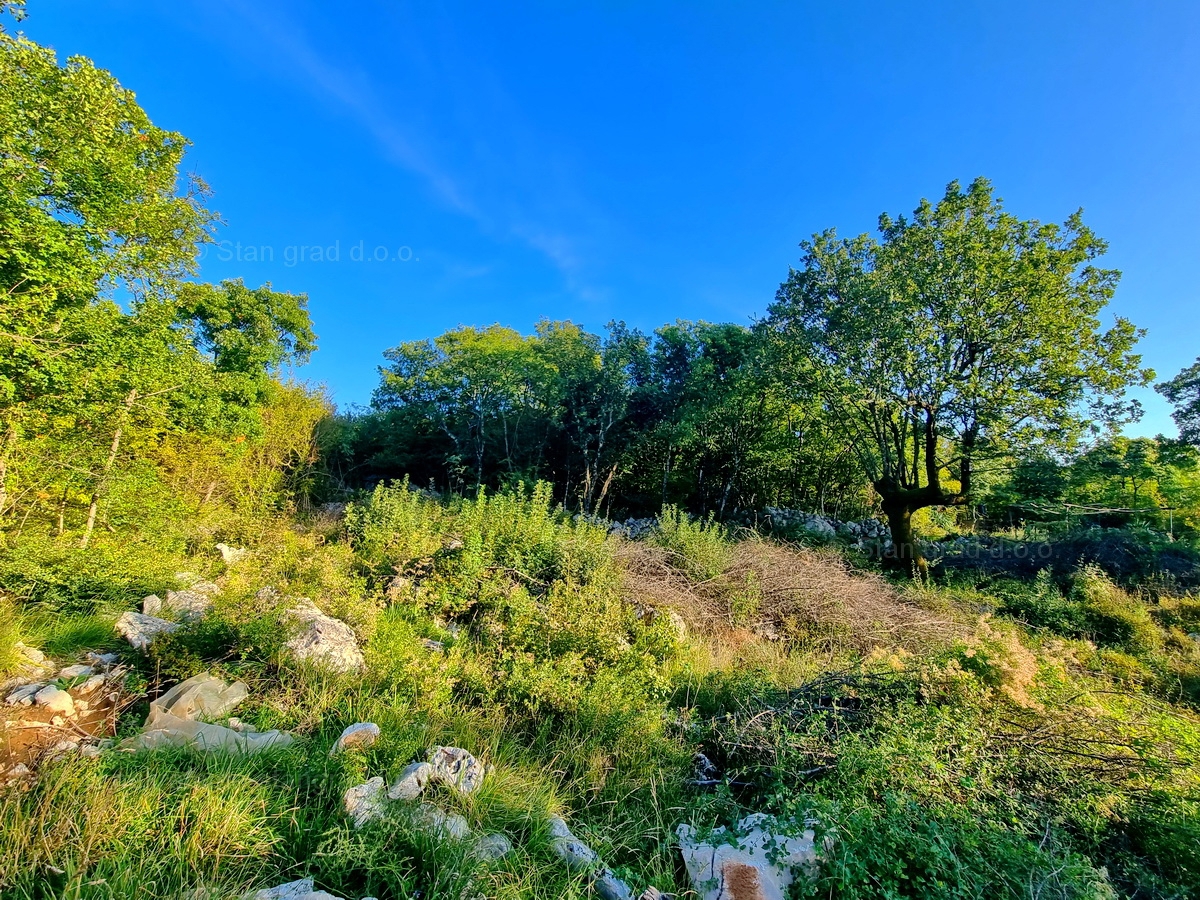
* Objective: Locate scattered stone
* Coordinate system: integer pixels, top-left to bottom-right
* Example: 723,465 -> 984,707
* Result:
413,802 -> 471,839
50,715 -> 65,727
80,744 -> 103,759
593,869 -> 634,900
548,816 -> 599,870
284,600 -> 365,673
330,722 -> 380,755
427,745 -> 486,794
46,739 -> 81,760
248,879 -> 315,900
638,890 -> 674,900
344,777 -> 388,828
217,543 -> 248,565
546,817 -> 635,900
676,814 -> 823,900
420,638 -> 445,652
34,684 -> 75,716
15,643 -> 45,666
5,683 -> 43,706
58,664 -> 95,679
78,674 -> 107,695
75,699 -> 90,713
471,833 -> 513,861
142,594 -> 164,616
164,589 -> 214,622
5,763 -> 31,780
115,610 -> 179,651
9,643 -> 54,678
190,580 -> 221,596
387,761 -> 432,801
84,651 -> 119,669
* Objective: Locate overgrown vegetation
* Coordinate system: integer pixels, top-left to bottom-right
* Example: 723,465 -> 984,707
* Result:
2,6 -> 1200,899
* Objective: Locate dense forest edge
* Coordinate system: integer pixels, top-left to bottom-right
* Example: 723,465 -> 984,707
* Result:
2,3 -> 1200,899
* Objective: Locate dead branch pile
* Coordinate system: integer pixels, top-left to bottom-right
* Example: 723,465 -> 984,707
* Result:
617,536 -> 967,654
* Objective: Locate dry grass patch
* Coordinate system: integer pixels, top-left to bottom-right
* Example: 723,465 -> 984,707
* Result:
617,536 -> 966,655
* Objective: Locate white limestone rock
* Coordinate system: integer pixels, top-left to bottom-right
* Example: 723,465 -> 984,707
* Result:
5,683 -> 43,706
284,600 -> 365,674
427,745 -> 486,794
387,761 -> 432,801
676,814 -> 823,900
164,589 -> 214,622
344,777 -> 388,828
116,610 -> 179,650
248,880 -> 315,900
84,651 -> 119,669
412,802 -> 470,840
472,832 -> 513,861
330,722 -> 380,756
548,816 -> 599,870
34,684 -> 75,716
78,674 -> 107,695
217,543 -> 248,565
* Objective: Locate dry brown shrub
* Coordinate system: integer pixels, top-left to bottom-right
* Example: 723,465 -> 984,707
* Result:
617,536 -> 966,655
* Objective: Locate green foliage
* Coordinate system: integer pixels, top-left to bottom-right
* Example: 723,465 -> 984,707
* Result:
651,505 -> 732,581
0,534 -> 185,616
1071,565 -> 1162,655
1158,356 -> 1200,447
766,177 -> 1151,568
0,592 -> 25,678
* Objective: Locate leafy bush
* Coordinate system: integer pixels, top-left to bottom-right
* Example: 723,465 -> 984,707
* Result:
1071,565 -> 1162,655
651,506 -> 733,581
0,535 -> 186,615
993,570 -> 1091,635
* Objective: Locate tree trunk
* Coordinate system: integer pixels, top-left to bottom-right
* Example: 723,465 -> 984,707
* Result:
881,496 -> 929,579
0,418 -> 16,519
81,389 -> 137,549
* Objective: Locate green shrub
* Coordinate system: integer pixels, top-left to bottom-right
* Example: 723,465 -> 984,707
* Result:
651,506 -> 732,581
0,535 -> 186,615
994,570 -> 1090,635
1072,566 -> 1162,655
0,593 -> 26,678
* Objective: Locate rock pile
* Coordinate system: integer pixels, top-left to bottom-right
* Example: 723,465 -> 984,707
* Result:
247,878 -> 376,900
116,573 -> 221,652
1,651 -> 127,781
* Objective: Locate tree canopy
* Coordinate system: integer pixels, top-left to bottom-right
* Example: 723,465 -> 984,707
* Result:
1157,358 -> 1200,447
764,178 -> 1152,571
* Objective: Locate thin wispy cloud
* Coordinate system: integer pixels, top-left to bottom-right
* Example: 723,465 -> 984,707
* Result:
218,0 -> 602,299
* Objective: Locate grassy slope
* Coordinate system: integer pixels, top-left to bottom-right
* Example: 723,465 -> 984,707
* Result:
0,485 -> 1197,900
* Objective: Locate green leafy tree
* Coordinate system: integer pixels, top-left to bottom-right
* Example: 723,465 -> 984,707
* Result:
375,325 -> 550,488
0,30 -> 214,518
1157,358 -> 1200,446
766,178 -> 1151,574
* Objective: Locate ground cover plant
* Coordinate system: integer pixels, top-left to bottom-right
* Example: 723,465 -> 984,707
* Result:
2,486 -> 1198,899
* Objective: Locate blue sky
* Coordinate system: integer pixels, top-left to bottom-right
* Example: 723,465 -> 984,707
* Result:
15,1 -> 1200,433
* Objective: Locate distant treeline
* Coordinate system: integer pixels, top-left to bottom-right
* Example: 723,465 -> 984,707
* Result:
326,321 -> 1200,540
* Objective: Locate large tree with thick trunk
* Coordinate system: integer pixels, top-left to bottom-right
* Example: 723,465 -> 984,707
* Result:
765,178 -> 1151,575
